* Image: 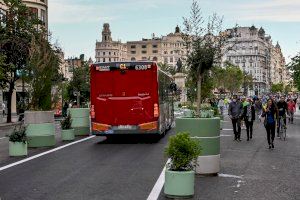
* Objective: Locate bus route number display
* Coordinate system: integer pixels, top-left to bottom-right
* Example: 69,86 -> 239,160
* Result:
135,65 -> 151,70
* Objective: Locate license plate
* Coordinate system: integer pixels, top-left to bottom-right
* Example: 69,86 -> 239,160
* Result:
105,130 -> 114,134
116,125 -> 135,130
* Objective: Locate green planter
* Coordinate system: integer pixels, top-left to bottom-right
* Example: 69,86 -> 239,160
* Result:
61,129 -> 75,141
164,169 -> 195,198
68,108 -> 90,136
25,111 -> 56,148
176,117 -> 220,175
9,141 -> 27,156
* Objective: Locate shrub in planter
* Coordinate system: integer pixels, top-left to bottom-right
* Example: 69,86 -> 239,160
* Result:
61,114 -> 75,141
9,125 -> 28,156
164,132 -> 201,198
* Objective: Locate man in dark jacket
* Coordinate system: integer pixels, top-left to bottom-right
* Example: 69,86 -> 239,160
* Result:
277,96 -> 288,137
228,95 -> 243,141
242,98 -> 256,141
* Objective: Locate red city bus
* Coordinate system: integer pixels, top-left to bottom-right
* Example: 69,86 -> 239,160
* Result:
90,61 -> 175,136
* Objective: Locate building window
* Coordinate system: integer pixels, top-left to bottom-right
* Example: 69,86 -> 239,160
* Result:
103,52 -> 105,56
131,51 -> 136,54
103,58 -> 106,62
164,51 -> 167,54
142,57 -> 147,60
153,50 -> 158,54
164,57 -> 168,63
131,45 -> 136,48
142,51 -> 147,54
114,52 -> 116,55
153,57 -> 158,61
142,45 -> 147,48
170,57 -> 173,62
131,57 -> 136,61
109,52 -> 111,55
153,44 -> 158,48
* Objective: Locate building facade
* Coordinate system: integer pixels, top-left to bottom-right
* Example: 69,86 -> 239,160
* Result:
127,36 -> 162,62
222,26 -> 290,95
161,26 -> 186,67
95,23 -> 127,63
95,24 -> 187,68
22,0 -> 48,28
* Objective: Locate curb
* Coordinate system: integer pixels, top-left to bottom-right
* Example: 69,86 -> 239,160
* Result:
0,122 -> 22,128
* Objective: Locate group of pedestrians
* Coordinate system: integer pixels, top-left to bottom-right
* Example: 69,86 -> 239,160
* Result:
226,94 -> 298,149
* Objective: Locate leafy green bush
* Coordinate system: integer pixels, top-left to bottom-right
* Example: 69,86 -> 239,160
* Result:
165,132 -> 201,171
61,113 -> 72,130
9,125 -> 27,144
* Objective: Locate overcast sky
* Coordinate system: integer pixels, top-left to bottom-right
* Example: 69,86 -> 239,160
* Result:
48,0 -> 300,63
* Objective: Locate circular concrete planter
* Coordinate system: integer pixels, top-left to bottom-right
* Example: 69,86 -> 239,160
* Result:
25,111 -> 55,148
164,169 -> 195,198
61,129 -> 75,141
9,141 -> 27,156
68,108 -> 90,136
176,117 -> 220,175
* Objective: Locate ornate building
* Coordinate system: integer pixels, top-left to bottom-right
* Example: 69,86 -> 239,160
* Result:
95,23 -> 127,63
222,26 -> 290,95
161,26 -> 186,67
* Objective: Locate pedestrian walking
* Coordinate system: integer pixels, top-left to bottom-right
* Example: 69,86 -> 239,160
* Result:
218,98 -> 225,116
2,102 -> 5,117
228,95 -> 243,141
254,98 -> 263,122
242,98 -> 255,141
287,99 -> 296,124
262,99 -> 278,149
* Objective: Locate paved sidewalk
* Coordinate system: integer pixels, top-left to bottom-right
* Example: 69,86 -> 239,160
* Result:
0,115 -> 20,128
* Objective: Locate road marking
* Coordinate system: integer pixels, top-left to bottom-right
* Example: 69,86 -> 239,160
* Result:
191,136 -> 220,139
0,135 -> 95,172
218,173 -> 243,179
0,137 -> 6,140
220,134 -> 232,137
222,128 -> 233,131
147,158 -> 170,200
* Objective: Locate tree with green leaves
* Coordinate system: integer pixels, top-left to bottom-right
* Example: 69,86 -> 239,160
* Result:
223,63 -> 243,95
287,53 -> 300,91
0,0 -> 40,122
66,61 -> 90,106
270,82 -> 284,93
158,63 -> 176,76
242,71 -> 254,96
182,0 -> 230,116
25,32 -> 62,111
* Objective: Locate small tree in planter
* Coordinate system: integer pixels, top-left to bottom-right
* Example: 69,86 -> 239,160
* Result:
60,113 -> 75,141
9,125 -> 28,156
164,132 -> 201,198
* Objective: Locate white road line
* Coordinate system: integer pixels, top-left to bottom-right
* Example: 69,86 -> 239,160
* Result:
147,158 -> 170,200
218,173 -> 243,179
222,128 -> 233,131
0,137 -> 7,140
0,135 -> 95,172
220,134 -> 232,137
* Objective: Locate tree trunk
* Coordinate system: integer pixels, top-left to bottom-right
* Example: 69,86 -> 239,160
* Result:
6,84 -> 14,123
196,73 -> 202,117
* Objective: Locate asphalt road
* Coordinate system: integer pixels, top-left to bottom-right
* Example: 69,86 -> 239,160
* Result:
0,112 -> 299,200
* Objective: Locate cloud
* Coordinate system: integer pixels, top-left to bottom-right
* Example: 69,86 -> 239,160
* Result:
231,0 -> 300,22
48,0 -> 174,24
